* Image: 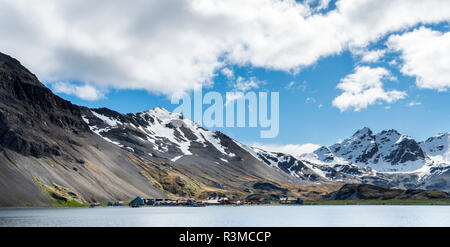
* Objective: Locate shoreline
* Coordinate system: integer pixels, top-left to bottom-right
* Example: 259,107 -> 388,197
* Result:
2,199 -> 450,209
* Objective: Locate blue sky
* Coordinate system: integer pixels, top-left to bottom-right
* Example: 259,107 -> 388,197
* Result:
2,0 -> 450,148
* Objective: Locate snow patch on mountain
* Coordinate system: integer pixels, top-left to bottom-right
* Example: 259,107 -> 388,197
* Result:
91,111 -> 121,127
420,133 -> 450,164
82,107 -> 238,159
251,143 -> 321,158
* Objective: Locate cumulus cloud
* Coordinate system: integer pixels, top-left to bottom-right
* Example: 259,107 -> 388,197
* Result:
52,82 -> 104,101
389,60 -> 397,66
234,76 -> 261,92
388,27 -> 450,91
221,68 -> 234,80
0,0 -> 449,99
352,48 -> 386,63
332,66 -> 407,112
252,143 -> 321,157
225,76 -> 263,105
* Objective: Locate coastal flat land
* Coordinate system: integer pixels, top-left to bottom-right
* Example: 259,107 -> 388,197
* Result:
304,199 -> 450,205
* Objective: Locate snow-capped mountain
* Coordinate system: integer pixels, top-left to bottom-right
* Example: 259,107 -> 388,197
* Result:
249,128 -> 450,191
415,133 -> 450,184
312,127 -> 426,172
420,133 -> 450,164
81,107 -> 237,160
251,147 -> 381,183
251,145 -> 426,189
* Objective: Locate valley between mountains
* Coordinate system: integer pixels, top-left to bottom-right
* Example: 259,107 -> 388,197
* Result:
0,52 -> 449,206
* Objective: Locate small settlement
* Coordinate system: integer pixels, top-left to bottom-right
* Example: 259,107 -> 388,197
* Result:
100,196 -> 304,208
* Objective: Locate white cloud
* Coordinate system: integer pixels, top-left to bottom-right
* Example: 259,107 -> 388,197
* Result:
221,67 -> 234,79
0,0 -> 449,99
234,76 -> 261,91
352,48 -> 386,63
408,101 -> 422,107
285,80 -> 307,92
225,76 -> 263,105
389,59 -> 397,66
52,82 -> 104,101
388,27 -> 450,91
305,97 -> 316,104
332,66 -> 407,112
286,81 -> 296,90
252,143 -> 321,157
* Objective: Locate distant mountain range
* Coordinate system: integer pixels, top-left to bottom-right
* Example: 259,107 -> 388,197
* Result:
0,52 -> 449,206
254,128 -> 450,190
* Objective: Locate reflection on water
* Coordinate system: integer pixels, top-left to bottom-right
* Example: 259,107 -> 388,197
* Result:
0,205 -> 449,227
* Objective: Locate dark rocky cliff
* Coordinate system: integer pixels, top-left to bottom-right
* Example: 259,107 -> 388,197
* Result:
0,52 -> 89,157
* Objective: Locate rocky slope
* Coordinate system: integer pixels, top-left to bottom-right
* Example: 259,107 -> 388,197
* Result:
0,52 -> 177,206
325,184 -> 449,201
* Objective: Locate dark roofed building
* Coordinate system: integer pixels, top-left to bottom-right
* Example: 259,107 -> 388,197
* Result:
129,196 -> 144,207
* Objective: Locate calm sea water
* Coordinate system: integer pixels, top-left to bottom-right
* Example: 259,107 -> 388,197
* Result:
0,205 -> 449,227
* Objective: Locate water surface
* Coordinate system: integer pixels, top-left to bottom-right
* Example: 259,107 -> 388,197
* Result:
0,205 -> 449,227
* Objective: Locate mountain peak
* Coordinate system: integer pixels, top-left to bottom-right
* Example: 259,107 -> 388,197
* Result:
0,52 -> 89,157
378,129 -> 401,135
141,107 -> 183,122
352,127 -> 373,137
0,52 -> 42,88
141,106 -> 170,115
315,127 -> 428,172
427,132 -> 450,140
0,52 -> 22,69
153,106 -> 168,112
421,132 -> 450,163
